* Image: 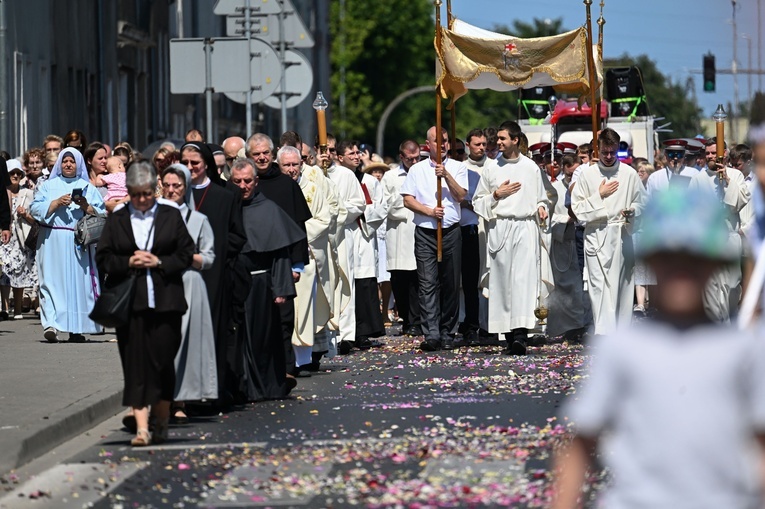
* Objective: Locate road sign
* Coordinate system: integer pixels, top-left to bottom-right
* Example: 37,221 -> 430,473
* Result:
225,0 -> 315,49
262,49 -> 314,109
170,38 -> 251,94
223,38 -> 282,104
213,0 -> 281,16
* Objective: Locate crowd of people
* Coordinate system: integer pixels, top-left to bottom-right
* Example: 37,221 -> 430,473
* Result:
1,98 -> 761,448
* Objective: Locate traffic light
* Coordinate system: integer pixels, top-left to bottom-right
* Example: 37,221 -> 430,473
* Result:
703,54 -> 715,92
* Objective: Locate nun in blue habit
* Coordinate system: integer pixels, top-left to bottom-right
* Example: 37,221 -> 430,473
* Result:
30,147 -> 106,342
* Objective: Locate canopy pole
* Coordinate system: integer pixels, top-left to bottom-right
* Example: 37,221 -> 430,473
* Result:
435,0 -> 443,262
584,0 -> 600,159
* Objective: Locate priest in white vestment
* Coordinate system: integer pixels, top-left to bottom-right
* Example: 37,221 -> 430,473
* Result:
571,128 -> 646,336
278,146 -> 333,368
473,121 -> 549,355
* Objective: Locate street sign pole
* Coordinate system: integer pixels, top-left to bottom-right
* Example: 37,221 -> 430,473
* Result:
204,39 -> 214,141
278,1 -> 288,132
244,0 -> 253,140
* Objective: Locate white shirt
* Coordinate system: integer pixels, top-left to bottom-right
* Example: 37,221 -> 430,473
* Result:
400,157 -> 469,229
565,321 -> 765,509
129,203 -> 158,309
461,156 -> 498,226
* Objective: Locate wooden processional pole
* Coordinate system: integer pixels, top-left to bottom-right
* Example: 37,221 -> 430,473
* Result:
584,0 -> 600,159
435,0 -> 443,261
446,0 -> 457,162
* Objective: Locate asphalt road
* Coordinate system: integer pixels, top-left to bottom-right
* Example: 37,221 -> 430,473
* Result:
0,327 -> 601,508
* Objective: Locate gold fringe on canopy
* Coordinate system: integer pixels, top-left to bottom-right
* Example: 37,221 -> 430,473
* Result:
435,20 -> 602,109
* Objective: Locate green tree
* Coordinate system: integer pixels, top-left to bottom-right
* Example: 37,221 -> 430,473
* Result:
329,0 -> 434,154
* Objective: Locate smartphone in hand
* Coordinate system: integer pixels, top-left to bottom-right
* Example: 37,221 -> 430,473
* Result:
72,188 -> 84,199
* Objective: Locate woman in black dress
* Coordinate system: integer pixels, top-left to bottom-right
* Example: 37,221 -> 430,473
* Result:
96,161 -> 194,446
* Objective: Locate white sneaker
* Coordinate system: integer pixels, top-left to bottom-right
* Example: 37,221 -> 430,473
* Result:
44,327 -> 58,343
13,314 -> 23,320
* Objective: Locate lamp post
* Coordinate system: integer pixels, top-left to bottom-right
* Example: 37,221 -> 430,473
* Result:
313,91 -> 329,173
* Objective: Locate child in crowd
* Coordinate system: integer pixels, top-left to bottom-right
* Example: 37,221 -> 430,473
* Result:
552,186 -> 765,509
100,156 -> 128,201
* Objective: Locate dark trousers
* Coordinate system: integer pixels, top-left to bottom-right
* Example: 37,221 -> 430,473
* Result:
355,276 -> 385,339
460,224 -> 480,330
280,300 -> 296,375
575,225 -> 585,277
415,224 -> 461,342
389,270 -> 421,329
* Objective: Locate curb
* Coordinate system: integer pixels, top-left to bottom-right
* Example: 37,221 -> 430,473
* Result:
1,385 -> 124,475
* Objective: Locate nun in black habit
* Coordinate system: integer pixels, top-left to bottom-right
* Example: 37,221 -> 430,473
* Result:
179,142 -> 246,402
235,178 -> 306,401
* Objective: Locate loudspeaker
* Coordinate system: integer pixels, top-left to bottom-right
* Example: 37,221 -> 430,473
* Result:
606,67 -> 649,117
519,86 -> 555,120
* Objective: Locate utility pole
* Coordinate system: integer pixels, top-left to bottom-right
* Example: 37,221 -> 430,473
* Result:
731,0 -> 739,141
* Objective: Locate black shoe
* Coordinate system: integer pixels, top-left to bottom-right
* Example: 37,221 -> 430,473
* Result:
528,334 -> 547,347
337,340 -> 353,355
477,330 -> 501,346
355,337 -> 373,350
441,336 -> 455,350
68,333 -> 87,343
419,339 -> 441,352
403,325 -> 423,337
463,329 -> 479,346
367,338 -> 386,348
452,336 -> 472,348
503,340 -> 527,355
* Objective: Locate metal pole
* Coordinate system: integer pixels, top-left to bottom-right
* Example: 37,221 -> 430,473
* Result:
732,0 -> 739,141
375,85 -> 432,158
204,39 -> 213,142
278,0 -> 288,133
584,0 -> 600,158
244,0 -> 253,140
0,0 -> 8,151
744,34 -> 752,103
176,0 -> 184,38
759,0 -> 763,91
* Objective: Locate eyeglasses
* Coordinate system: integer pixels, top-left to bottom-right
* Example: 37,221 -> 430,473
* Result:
129,190 -> 154,198
301,155 -> 309,161
225,156 -> 236,163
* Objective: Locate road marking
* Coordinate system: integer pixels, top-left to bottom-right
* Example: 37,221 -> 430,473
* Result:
0,462 -> 146,509
199,461 -> 333,507
117,441 -> 268,452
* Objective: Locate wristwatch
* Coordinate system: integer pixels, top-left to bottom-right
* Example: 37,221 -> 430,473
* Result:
156,258 -> 163,268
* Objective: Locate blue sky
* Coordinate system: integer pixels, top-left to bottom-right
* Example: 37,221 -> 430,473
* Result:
449,0 -> 763,118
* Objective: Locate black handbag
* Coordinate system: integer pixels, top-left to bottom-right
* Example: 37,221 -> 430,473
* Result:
89,218 -> 156,328
88,274 -> 137,328
24,222 -> 40,250
75,215 -> 107,246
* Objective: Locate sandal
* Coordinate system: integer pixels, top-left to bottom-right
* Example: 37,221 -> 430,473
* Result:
130,428 -> 151,447
170,403 -> 189,425
152,419 -> 169,445
122,413 -> 137,434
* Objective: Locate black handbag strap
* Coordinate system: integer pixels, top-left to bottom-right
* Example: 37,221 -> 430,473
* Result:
139,210 -> 158,252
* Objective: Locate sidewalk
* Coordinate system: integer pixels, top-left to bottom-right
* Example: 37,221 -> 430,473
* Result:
0,316 -> 123,475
